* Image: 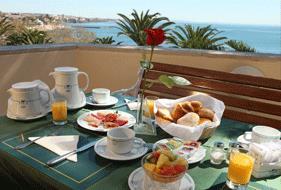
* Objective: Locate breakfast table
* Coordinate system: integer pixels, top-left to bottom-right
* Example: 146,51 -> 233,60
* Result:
0,94 -> 280,190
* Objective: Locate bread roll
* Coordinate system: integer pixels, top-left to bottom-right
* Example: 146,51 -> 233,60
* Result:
199,118 -> 212,125
191,101 -> 203,112
155,108 -> 174,122
198,108 -> 215,121
177,112 -> 200,127
171,103 -> 187,121
181,101 -> 194,112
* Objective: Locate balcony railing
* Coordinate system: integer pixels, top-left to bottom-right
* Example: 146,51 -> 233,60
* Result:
0,43 -> 280,115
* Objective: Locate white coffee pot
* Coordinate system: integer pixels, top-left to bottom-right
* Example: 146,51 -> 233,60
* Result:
49,67 -> 89,109
7,80 -> 52,118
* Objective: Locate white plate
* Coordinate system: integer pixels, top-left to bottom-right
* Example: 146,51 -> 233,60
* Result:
77,110 -> 136,132
128,167 -> 195,190
86,96 -> 118,107
153,139 -> 206,164
6,111 -> 48,121
94,137 -> 148,161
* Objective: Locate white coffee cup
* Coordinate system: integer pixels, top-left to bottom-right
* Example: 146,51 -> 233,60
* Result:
92,88 -> 110,104
107,128 -> 137,154
251,126 -> 281,143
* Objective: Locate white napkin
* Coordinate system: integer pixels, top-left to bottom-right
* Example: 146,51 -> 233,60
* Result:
155,94 -> 225,141
125,99 -> 140,111
28,135 -> 79,162
249,141 -> 281,164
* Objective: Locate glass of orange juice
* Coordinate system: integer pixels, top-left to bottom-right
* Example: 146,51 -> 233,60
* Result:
226,148 -> 255,189
144,96 -> 158,119
51,99 -> 67,125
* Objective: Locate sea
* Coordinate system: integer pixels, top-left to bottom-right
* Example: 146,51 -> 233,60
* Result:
71,21 -> 281,54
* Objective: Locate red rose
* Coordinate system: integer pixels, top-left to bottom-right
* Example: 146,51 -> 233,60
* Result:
144,28 -> 165,46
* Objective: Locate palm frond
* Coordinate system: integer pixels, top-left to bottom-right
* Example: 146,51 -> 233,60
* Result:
116,10 -> 174,45
226,40 -> 255,52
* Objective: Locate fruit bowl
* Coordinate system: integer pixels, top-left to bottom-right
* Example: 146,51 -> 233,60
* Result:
141,151 -> 188,184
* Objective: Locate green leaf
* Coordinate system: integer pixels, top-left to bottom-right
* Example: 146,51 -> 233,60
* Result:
168,76 -> 191,86
158,75 -> 174,88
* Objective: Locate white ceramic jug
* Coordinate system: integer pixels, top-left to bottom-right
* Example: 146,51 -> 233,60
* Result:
49,67 -> 89,109
7,80 -> 52,118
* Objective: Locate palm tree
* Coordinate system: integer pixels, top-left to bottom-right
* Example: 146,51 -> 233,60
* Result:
0,17 -> 14,45
225,40 -> 255,52
7,28 -> 53,45
116,10 -> 174,45
167,25 -> 227,50
92,36 -> 122,45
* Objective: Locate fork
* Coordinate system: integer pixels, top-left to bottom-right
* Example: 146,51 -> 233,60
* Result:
14,131 -> 60,150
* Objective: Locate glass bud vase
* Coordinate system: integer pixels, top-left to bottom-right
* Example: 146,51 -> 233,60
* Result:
134,93 -> 157,136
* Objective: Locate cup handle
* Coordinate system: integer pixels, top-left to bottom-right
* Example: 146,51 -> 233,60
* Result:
78,72 -> 89,91
39,89 -> 51,106
133,137 -> 145,148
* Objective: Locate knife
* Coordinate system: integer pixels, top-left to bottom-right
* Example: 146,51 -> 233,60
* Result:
46,140 -> 98,166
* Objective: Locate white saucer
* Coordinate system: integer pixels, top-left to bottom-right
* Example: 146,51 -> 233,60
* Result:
128,167 -> 195,190
94,137 -> 148,161
153,139 -> 206,164
237,132 -> 252,146
6,110 -> 48,121
86,96 -> 118,107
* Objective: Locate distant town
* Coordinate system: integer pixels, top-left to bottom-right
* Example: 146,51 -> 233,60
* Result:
0,11 -> 114,30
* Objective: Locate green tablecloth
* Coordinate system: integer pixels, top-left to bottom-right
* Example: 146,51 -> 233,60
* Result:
0,95 -> 280,190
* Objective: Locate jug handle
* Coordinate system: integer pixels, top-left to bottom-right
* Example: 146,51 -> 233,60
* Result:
78,72 -> 89,91
49,72 -> 55,78
39,89 -> 51,105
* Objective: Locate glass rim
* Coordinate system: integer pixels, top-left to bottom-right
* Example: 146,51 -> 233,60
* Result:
145,96 -> 159,100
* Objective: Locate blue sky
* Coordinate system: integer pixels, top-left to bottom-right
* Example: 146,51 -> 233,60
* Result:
0,0 -> 280,25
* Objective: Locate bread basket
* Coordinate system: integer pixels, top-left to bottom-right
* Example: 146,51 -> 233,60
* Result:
154,94 -> 225,141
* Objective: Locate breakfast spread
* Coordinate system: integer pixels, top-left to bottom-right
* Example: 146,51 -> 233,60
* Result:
156,100 -> 215,128
143,149 -> 188,182
83,111 -> 128,128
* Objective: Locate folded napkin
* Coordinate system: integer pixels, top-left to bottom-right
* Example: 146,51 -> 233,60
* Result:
125,99 -> 140,111
28,135 -> 79,162
249,141 -> 281,164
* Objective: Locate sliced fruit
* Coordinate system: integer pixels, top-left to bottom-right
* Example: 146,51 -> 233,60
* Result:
160,150 -> 177,161
144,163 -> 156,172
172,157 -> 187,166
156,154 -> 169,169
174,164 -> 186,173
159,165 -> 177,176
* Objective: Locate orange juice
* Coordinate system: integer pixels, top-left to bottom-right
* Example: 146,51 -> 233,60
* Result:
144,96 -> 158,118
51,100 -> 67,124
227,152 -> 254,185
147,99 -> 155,117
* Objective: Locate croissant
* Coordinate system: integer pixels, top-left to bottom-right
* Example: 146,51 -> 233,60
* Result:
171,103 -> 187,121
181,101 -> 194,112
190,101 -> 203,113
155,108 -> 174,122
198,108 -> 215,121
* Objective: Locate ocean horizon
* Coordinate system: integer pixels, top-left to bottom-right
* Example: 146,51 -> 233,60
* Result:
71,21 -> 281,54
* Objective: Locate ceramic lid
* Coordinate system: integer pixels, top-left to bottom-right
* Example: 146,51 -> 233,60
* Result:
12,81 -> 38,90
253,126 -> 281,138
54,67 -> 78,73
